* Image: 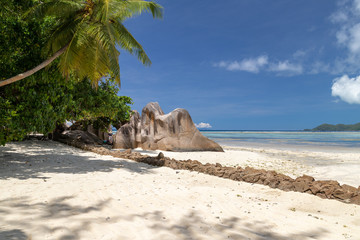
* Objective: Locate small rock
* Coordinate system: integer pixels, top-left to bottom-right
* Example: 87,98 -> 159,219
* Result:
157,152 -> 164,159
124,149 -> 132,154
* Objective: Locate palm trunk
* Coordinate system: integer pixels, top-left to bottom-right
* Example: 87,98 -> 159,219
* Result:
0,44 -> 69,87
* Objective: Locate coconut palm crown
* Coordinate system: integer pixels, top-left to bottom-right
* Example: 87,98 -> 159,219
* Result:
0,0 -> 162,87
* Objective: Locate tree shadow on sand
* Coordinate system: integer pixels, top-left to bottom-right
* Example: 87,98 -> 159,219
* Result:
0,195 -> 329,240
114,210 -> 328,240
0,140 -> 158,180
0,140 -> 331,239
0,195 -> 114,240
0,229 -> 28,240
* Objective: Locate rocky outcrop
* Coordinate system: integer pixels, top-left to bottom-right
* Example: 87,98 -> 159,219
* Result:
54,130 -> 104,145
112,111 -> 141,149
113,102 -> 223,152
87,124 -> 112,142
69,121 -> 112,142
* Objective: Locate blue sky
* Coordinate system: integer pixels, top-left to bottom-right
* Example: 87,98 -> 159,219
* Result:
118,0 -> 360,130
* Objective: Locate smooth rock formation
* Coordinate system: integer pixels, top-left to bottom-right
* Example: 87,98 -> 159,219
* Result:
69,121 -> 111,142
55,130 -> 104,145
113,102 -> 223,152
87,124 -> 112,142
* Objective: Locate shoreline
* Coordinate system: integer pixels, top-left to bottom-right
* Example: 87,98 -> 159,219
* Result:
1,140 -> 360,239
217,140 -> 360,153
201,130 -> 360,152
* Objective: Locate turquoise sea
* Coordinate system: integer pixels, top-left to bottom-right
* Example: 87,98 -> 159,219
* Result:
200,131 -> 360,151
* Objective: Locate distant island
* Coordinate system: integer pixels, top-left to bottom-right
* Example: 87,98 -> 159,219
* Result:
304,122 -> 360,131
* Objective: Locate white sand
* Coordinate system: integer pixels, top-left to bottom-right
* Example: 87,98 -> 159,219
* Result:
1,140 -> 360,240
135,146 -> 360,187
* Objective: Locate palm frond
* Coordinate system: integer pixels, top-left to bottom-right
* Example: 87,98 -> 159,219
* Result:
37,0 -> 161,86
126,0 -> 163,18
31,0 -> 84,20
110,20 -> 151,65
110,0 -> 163,21
58,18 -> 91,79
45,16 -> 80,55
80,24 -> 117,86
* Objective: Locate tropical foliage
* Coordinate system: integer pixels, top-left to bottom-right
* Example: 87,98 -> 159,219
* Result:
0,0 -> 162,87
0,0 -> 144,145
66,78 -> 133,130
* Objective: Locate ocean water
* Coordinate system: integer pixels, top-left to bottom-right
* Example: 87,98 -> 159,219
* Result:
200,131 -> 360,151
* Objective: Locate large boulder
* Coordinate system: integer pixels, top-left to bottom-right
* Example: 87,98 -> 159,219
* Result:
54,130 -> 104,145
70,121 -> 111,142
87,124 -> 112,142
113,102 -> 223,152
113,111 -> 141,149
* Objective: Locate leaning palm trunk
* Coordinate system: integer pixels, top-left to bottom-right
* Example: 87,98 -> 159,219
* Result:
0,44 -> 68,87
0,0 -> 162,88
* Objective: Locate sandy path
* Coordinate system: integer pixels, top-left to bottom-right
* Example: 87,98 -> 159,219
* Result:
1,140 -> 360,239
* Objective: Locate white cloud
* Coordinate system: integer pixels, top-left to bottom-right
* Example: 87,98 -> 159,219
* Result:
336,28 -> 349,45
269,61 -> 303,75
331,0 -> 360,68
213,0 -> 360,76
331,75 -> 360,104
214,61 -> 227,68
213,55 -> 268,73
310,61 -> 330,74
348,23 -> 360,54
214,56 -> 304,75
195,122 -> 212,129
293,50 -> 306,58
330,10 -> 349,23
355,0 -> 360,13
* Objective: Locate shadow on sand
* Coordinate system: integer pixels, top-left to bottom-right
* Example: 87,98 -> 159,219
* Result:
0,140 -> 157,180
118,210 -> 328,240
0,196 -> 111,240
0,140 -> 329,239
0,195 -> 328,240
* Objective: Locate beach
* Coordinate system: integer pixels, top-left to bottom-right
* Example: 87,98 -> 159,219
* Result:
138,145 -> 360,187
1,140 -> 360,239
4,0 -> 360,239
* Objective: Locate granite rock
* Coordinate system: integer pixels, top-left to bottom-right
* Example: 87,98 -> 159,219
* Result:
113,102 -> 223,152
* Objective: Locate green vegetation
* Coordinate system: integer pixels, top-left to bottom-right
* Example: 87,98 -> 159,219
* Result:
0,0 -> 160,145
0,0 -> 162,87
304,122 -> 360,131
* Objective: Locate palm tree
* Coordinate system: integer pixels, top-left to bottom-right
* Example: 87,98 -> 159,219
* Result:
0,0 -> 162,87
